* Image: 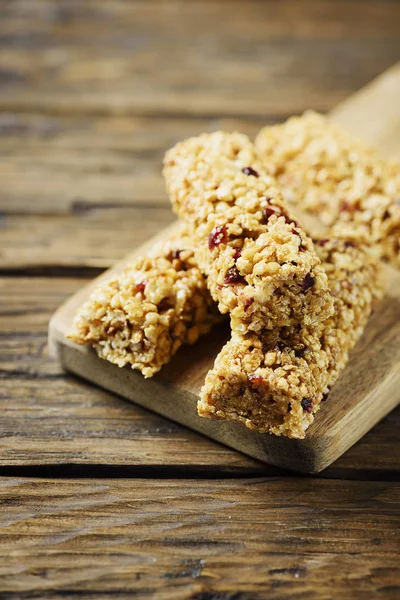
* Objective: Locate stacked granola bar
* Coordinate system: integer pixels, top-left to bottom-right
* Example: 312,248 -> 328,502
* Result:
70,119 -> 393,438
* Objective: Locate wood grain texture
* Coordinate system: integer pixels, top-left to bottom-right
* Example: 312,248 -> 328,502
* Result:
1,276 -> 398,477
0,478 -> 399,599
331,63 -> 400,160
1,1 -> 400,596
1,1 -> 399,118
0,113 -> 267,214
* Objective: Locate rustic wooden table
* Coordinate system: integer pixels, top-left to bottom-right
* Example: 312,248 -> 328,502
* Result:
1,2 -> 399,598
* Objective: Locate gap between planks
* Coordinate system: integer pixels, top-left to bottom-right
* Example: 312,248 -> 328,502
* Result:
0,464 -> 399,483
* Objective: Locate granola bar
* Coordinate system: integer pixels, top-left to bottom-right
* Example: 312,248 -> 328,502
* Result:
198,237 -> 384,438
163,132 -> 333,333
68,226 -> 221,378
255,111 -> 400,267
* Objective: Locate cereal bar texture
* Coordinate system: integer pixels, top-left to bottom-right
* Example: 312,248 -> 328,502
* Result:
164,132 -> 333,333
255,111 -> 400,267
68,227 -> 221,378
198,237 -> 384,438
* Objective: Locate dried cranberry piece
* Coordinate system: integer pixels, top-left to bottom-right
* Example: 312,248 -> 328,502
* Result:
316,238 -> 329,247
262,206 -> 279,222
344,240 -> 355,248
136,281 -> 147,293
302,272 -> 315,291
242,166 -> 259,178
282,214 -> 297,226
233,247 -> 242,261
339,200 -> 352,213
301,398 -> 313,413
295,347 -> 306,358
171,249 -> 181,260
243,297 -> 254,311
321,392 -> 329,402
209,225 -> 228,250
275,341 -> 286,352
224,266 -> 245,285
248,374 -> 266,392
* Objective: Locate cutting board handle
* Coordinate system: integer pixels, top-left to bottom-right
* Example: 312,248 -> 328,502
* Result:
329,62 -> 400,159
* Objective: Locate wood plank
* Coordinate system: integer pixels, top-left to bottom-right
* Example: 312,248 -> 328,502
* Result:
0,276 -> 398,477
0,477 -> 399,598
331,63 -> 400,160
0,208 -> 175,271
1,1 -> 399,118
0,114 -> 266,214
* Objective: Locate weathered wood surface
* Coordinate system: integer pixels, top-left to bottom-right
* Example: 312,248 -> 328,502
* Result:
1,276 -> 398,477
0,114 -> 266,214
0,478 -> 399,599
1,1 -> 399,118
1,0 -> 400,596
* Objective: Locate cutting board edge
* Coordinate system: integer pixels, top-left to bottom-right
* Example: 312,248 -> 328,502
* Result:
49,308 -> 400,474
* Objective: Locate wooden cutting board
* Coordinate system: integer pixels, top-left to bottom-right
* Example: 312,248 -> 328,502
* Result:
49,64 -> 400,474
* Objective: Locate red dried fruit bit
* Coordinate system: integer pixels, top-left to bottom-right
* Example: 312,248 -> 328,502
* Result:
171,249 -> 181,259
248,374 -> 266,391
263,206 -> 279,222
243,297 -> 254,311
295,347 -> 306,358
242,166 -> 259,178
224,266 -> 246,285
233,247 -> 242,260
282,214 -> 297,226
316,238 -> 329,247
209,224 -> 228,250
321,392 -> 329,402
302,272 -> 315,291
136,281 -> 147,293
301,397 -> 313,413
275,341 -> 286,352
339,200 -> 352,213
344,240 -> 355,248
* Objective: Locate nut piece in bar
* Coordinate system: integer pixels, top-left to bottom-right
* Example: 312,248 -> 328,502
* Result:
255,111 -> 400,267
68,227 -> 221,378
198,237 -> 385,438
163,131 -> 333,333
